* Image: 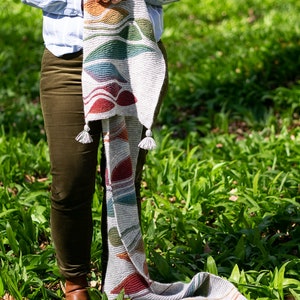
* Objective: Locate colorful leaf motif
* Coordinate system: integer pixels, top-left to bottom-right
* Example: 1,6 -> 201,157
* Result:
99,7 -> 129,25
84,0 -> 108,16
110,273 -> 150,295
84,62 -> 127,83
108,227 -> 122,247
114,192 -> 137,205
88,98 -> 115,114
108,124 -> 129,142
134,237 -> 145,253
135,19 -> 155,41
85,40 -> 155,62
111,156 -> 132,182
102,82 -> 123,97
116,91 -> 137,106
117,252 -> 131,262
118,23 -> 143,41
107,198 -> 115,217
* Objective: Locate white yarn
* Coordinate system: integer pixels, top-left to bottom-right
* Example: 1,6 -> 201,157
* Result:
75,124 -> 93,144
138,129 -> 157,150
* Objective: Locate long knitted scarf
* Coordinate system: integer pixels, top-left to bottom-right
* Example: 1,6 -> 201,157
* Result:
101,116 -> 246,300
76,0 -> 166,149
79,1 -> 246,299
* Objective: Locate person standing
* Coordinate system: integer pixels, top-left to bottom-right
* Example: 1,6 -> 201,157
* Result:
22,0 -> 247,299
21,0 -> 167,299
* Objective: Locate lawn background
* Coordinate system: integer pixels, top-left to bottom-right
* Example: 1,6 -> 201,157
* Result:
0,0 -> 300,299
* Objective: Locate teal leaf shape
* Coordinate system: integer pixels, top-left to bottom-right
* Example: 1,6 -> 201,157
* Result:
84,62 -> 127,83
85,40 -> 155,62
107,198 -> 115,217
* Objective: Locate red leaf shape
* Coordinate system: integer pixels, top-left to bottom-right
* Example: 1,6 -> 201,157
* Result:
102,82 -> 122,98
88,99 -> 115,114
110,273 -> 149,295
111,156 -> 132,182
117,252 -> 131,262
116,90 -> 137,106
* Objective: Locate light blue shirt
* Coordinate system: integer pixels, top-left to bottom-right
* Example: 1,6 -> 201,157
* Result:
22,0 -> 163,57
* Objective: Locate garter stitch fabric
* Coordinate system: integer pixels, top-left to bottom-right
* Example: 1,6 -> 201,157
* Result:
77,0 -> 166,148
102,115 -> 246,300
82,1 -> 247,299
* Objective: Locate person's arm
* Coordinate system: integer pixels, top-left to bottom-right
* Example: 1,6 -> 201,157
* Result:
21,0 -> 124,15
21,0 -> 82,16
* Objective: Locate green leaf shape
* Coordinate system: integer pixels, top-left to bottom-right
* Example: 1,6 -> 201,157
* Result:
85,40 -> 155,62
108,227 -> 122,247
135,19 -> 155,41
118,23 -> 142,41
85,17 -> 154,42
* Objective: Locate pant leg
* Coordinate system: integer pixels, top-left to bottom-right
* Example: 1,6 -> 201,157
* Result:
40,49 -> 102,279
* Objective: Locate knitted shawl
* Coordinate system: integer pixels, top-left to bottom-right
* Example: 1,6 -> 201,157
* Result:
78,1 -> 246,299
76,0 -> 166,149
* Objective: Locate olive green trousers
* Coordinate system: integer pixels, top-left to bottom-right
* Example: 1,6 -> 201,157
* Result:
40,42 -> 167,283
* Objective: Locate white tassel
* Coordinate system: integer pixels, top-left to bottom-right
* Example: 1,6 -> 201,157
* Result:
75,124 -> 93,144
138,129 -> 156,150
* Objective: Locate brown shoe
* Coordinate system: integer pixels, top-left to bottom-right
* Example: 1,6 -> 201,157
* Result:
65,288 -> 90,300
65,276 -> 90,300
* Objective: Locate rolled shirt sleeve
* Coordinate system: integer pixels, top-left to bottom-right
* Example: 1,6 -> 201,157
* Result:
21,0 -> 82,16
147,5 -> 163,42
21,0 -> 163,56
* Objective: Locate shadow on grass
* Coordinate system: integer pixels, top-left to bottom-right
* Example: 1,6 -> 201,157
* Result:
160,35 -> 300,136
0,3 -> 44,142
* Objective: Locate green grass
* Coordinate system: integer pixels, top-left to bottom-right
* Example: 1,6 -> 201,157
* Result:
0,0 -> 300,299
160,0 -> 300,135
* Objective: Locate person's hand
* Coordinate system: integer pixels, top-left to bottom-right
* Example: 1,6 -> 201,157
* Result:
99,0 -> 123,4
